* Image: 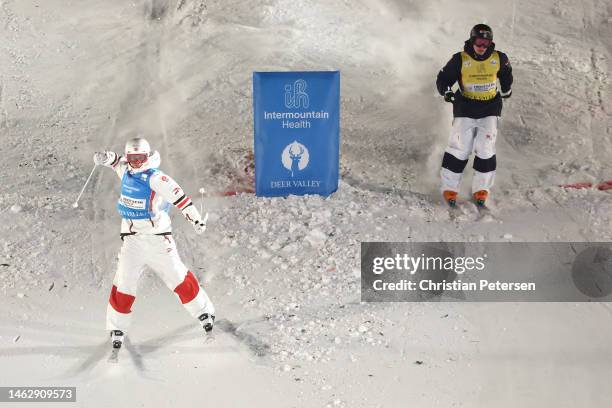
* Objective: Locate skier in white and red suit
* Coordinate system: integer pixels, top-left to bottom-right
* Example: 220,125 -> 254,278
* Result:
93,137 -> 215,348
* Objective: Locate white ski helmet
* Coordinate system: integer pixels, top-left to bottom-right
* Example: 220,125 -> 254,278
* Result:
125,137 -> 151,170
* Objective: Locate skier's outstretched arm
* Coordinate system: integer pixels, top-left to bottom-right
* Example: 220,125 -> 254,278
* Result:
150,173 -> 207,234
93,151 -> 126,178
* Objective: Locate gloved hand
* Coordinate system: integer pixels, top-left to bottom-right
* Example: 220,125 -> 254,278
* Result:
500,89 -> 512,99
193,219 -> 206,235
444,91 -> 455,103
192,213 -> 208,235
93,151 -> 110,166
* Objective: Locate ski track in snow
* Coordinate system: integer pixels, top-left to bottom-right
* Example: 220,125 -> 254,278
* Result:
0,0 -> 611,407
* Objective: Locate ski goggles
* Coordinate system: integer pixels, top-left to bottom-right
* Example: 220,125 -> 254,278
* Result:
473,38 -> 492,48
126,153 -> 148,168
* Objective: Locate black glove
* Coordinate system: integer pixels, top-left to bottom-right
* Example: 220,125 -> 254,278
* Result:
444,91 -> 455,103
500,89 -> 512,99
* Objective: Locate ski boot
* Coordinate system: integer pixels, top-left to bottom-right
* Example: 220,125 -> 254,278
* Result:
110,330 -> 124,349
198,313 -> 215,333
443,190 -> 458,208
473,190 -> 488,208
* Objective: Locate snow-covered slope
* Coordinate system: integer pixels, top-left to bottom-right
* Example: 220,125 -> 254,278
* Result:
0,0 -> 611,407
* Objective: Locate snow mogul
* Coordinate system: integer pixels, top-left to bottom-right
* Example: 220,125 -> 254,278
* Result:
436,23 -> 513,209
93,137 -> 215,350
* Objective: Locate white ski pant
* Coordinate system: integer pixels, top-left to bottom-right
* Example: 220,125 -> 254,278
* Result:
440,116 -> 498,193
106,234 -> 215,332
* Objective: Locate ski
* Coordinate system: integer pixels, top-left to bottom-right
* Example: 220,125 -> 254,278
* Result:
445,197 -> 467,222
443,191 -> 461,221
108,347 -> 120,363
448,204 -> 462,221
475,203 -> 497,221
107,330 -> 124,363
203,332 -> 216,343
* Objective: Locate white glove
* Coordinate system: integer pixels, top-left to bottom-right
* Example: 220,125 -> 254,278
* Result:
192,213 -> 208,235
93,151 -> 110,166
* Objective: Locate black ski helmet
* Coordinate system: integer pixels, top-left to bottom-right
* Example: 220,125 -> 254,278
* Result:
470,23 -> 493,43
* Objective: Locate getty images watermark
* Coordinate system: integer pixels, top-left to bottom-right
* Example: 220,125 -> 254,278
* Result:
361,242 -> 612,302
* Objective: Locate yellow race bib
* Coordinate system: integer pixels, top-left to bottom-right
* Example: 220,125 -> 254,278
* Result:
460,51 -> 500,101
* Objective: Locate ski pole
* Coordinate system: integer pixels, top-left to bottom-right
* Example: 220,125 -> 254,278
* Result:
199,187 -> 209,226
199,187 -> 206,215
72,164 -> 98,208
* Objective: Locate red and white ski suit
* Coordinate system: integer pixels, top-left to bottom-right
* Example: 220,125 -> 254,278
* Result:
99,151 -> 215,332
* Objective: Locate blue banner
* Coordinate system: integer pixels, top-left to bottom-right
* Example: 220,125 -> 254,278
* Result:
253,71 -> 340,197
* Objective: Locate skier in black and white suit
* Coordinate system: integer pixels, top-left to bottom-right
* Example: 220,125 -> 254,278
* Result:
436,23 -> 513,208
93,137 -> 215,348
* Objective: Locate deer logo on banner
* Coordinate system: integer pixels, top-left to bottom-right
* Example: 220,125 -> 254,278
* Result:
281,141 -> 310,177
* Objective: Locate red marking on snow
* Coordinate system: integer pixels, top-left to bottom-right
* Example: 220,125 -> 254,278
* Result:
560,182 -> 593,189
217,172 -> 255,197
109,285 -> 135,314
598,180 -> 612,191
213,150 -> 256,197
219,187 -> 255,197
174,271 -> 200,304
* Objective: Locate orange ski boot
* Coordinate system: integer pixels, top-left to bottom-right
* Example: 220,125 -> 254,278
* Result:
473,190 -> 488,208
443,190 -> 458,208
